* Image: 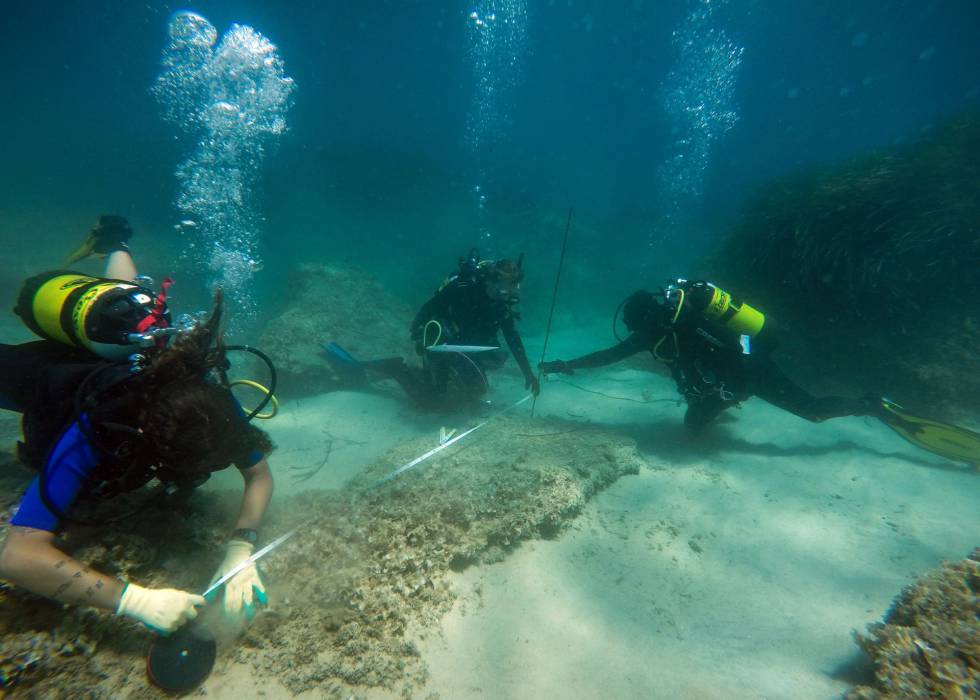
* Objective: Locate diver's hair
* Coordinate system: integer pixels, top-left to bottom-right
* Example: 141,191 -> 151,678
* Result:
623,290 -> 663,332
491,259 -> 524,283
135,290 -> 274,474
142,288 -> 227,389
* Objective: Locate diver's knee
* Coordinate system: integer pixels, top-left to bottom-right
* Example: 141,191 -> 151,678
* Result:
683,409 -> 710,432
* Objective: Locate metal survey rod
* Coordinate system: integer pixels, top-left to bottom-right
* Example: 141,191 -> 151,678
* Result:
532,206 -> 573,417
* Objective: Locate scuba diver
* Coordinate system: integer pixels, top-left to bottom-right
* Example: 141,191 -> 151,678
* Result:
327,249 -> 539,410
539,279 -> 980,466
539,279 -> 879,430
0,215 -> 278,635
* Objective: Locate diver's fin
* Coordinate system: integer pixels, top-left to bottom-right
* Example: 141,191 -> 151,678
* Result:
63,232 -> 98,266
324,342 -> 359,365
877,398 -> 980,466
322,342 -> 367,383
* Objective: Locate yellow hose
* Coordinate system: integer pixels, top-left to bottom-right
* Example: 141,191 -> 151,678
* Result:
229,379 -> 279,419
423,319 -> 443,348
671,287 -> 685,324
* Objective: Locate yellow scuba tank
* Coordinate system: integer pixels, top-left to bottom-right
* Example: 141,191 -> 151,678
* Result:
673,279 -> 766,338
14,270 -> 172,361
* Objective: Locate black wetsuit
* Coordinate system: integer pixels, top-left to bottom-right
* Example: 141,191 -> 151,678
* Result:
378,274 -> 535,409
0,341 -> 150,528
564,311 -> 869,430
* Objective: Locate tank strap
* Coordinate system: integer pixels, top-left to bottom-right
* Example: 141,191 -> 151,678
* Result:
719,301 -> 741,323
135,277 -> 174,334
59,280 -> 106,346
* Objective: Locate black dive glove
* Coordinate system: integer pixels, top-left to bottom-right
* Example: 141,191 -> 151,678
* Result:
64,214 -> 134,266
91,215 -> 133,255
525,374 -> 541,397
539,360 -> 574,376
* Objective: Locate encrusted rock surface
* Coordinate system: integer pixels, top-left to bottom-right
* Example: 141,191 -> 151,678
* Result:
257,263 -> 418,397
0,442 -> 234,698
249,415 -> 644,697
0,416 -> 646,698
846,549 -> 980,700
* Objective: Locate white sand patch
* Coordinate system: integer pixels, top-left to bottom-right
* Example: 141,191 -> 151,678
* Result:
205,389 -> 440,496
413,355 -> 978,699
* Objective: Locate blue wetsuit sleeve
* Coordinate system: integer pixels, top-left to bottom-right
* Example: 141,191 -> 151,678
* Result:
10,422 -> 99,532
237,450 -> 264,470
232,399 -> 265,470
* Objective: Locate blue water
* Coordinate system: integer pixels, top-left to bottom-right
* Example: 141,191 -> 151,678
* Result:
2,1 -> 977,314
1,3 -> 979,698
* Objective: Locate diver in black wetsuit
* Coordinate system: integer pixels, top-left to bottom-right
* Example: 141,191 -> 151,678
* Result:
368,250 -> 539,410
539,280 -> 878,431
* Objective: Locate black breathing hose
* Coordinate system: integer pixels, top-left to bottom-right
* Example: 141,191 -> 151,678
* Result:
225,345 -> 278,421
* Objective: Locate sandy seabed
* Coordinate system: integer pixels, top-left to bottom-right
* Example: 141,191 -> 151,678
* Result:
1,328 -> 977,699
414,371 -> 976,700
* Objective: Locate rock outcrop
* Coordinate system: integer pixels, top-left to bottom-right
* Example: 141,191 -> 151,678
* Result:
257,263 -> 417,397
847,549 -> 980,700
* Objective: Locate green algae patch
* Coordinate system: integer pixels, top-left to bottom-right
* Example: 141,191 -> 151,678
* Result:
704,115 -> 980,418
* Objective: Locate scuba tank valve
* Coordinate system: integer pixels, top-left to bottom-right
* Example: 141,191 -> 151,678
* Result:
669,279 -> 766,338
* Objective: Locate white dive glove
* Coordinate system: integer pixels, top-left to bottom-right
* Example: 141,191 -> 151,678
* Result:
116,582 -> 205,634
206,539 -> 267,616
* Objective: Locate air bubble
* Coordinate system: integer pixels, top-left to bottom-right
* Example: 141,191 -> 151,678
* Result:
153,13 -> 295,316
465,1 -> 528,220
657,1 -> 742,215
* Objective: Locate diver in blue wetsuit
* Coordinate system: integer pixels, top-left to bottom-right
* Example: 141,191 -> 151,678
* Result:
0,217 -> 276,635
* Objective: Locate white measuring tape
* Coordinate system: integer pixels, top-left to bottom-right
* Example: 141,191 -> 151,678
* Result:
372,394 -> 532,487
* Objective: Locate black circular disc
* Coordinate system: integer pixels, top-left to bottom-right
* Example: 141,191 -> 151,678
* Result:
147,623 -> 217,692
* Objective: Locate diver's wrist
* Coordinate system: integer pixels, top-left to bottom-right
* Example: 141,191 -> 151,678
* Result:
229,527 -> 258,545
